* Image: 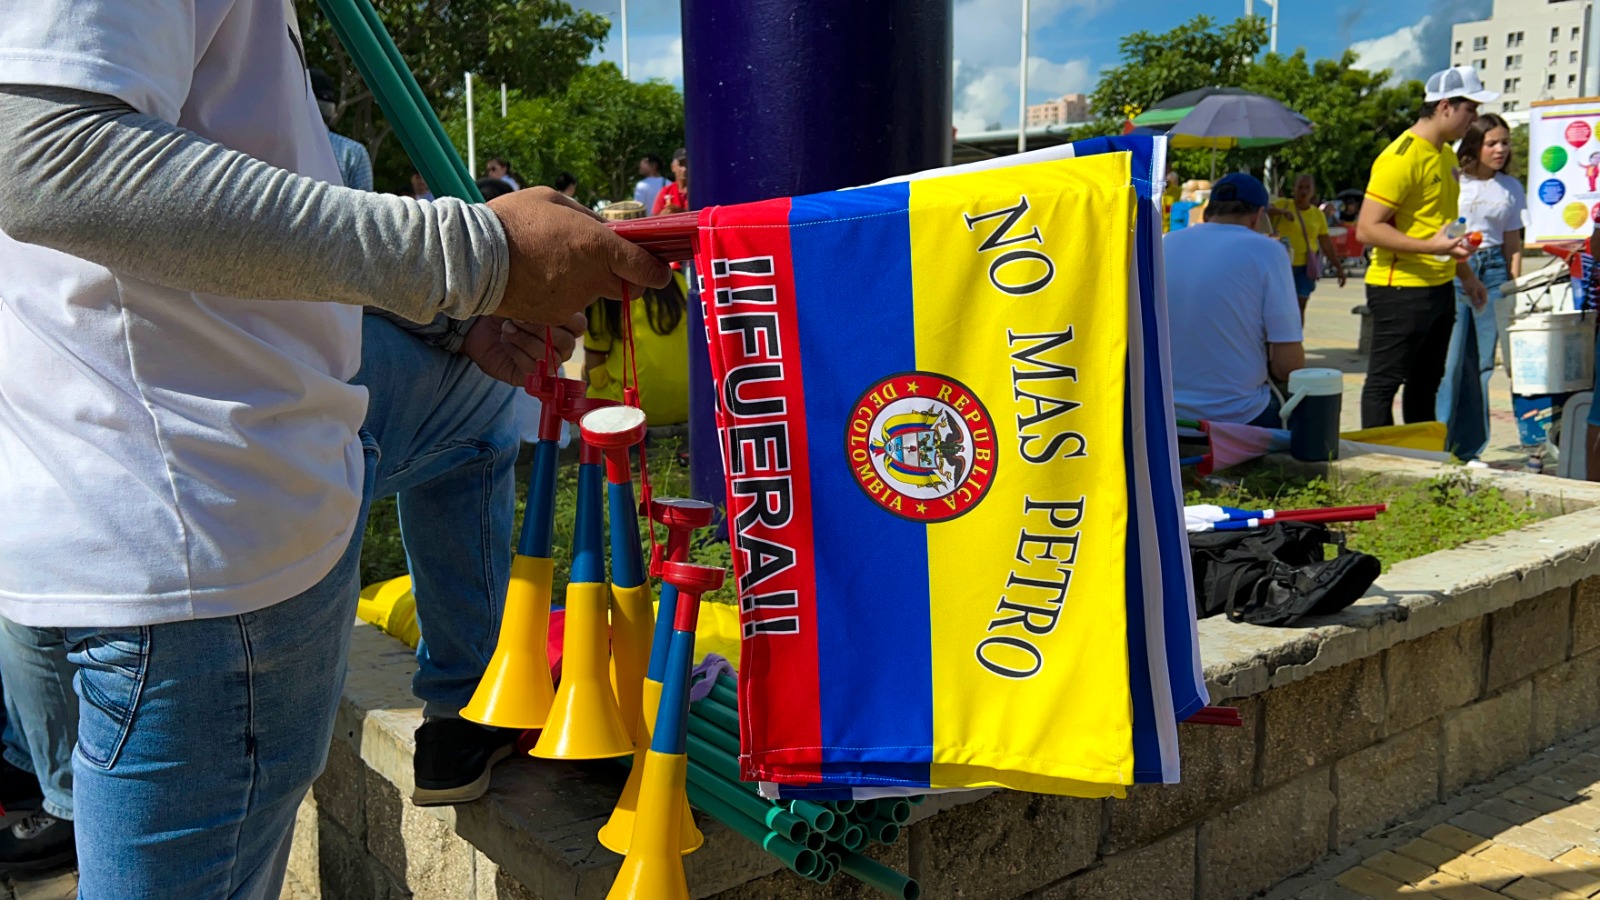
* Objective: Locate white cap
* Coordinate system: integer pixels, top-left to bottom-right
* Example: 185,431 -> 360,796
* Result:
1424,65 -> 1499,104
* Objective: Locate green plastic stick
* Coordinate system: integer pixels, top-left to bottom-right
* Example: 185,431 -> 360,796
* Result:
687,702 -> 741,755
348,0 -> 478,199
841,823 -> 867,851
868,820 -> 900,845
695,691 -> 741,736
684,783 -> 818,878
685,757 -> 808,842
853,800 -> 880,821
875,799 -> 912,825
318,0 -> 455,196
840,851 -> 921,899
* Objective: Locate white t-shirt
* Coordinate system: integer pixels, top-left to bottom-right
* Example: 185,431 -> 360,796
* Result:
0,0 -> 368,626
1163,223 -> 1304,424
1457,172 -> 1528,249
634,175 -> 668,210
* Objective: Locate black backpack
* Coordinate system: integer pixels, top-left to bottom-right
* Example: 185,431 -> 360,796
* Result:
1187,521 -> 1380,626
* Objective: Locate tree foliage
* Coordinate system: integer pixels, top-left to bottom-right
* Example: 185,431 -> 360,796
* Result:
1238,50 -> 1423,193
1084,14 -> 1425,195
441,64 -> 685,205
1088,16 -> 1267,122
296,0 -> 609,189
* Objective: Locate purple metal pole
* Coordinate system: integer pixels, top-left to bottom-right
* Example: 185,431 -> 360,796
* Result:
680,0 -> 953,508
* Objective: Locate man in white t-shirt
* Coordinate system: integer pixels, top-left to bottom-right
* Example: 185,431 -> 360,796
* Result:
0,1 -> 670,895
1164,173 -> 1307,427
633,153 -> 669,209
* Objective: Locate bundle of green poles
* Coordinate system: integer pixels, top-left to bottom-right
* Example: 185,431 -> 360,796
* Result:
318,1 -> 920,895
316,0 -> 482,203
671,673 -> 922,898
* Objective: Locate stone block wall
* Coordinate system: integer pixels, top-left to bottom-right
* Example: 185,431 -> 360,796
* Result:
287,462 -> 1600,899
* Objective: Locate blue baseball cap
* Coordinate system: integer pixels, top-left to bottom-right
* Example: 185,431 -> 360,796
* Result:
1210,173 -> 1270,210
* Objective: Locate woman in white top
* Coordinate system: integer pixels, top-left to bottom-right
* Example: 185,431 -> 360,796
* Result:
1437,113 -> 1526,460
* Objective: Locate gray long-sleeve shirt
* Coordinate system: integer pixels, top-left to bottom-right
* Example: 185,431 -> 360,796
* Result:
0,84 -> 508,323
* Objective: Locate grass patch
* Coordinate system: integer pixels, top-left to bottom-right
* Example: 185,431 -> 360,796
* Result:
360,436 -> 738,604
1187,470 -> 1544,571
363,443 -> 1548,596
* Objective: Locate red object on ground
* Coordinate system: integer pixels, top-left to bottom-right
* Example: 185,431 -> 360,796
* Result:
1184,706 -> 1243,727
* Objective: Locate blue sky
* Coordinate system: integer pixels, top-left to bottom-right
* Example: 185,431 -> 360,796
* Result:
569,0 -> 1492,132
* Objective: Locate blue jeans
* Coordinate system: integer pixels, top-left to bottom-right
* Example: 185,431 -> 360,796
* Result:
1437,249 -> 1510,459
66,315 -> 517,898
0,620 -> 76,819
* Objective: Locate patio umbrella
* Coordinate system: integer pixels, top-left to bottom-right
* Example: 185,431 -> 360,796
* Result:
1132,87 -> 1264,127
1170,92 -> 1311,178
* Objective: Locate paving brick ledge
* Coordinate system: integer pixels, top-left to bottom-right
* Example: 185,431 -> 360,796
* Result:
288,454 -> 1600,899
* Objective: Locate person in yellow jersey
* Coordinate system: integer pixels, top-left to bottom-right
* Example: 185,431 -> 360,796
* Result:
585,269 -> 691,426
1268,173 -> 1346,320
1355,66 -> 1493,429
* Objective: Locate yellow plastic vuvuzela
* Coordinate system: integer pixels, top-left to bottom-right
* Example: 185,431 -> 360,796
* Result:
460,555 -> 555,728
531,582 -> 633,759
597,677 -> 703,855
605,750 -> 691,900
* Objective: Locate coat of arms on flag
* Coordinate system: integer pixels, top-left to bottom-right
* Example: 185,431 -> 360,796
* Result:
849,373 -> 997,521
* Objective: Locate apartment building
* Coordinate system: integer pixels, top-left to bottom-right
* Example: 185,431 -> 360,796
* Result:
1451,0 -> 1590,122
1025,93 -> 1090,127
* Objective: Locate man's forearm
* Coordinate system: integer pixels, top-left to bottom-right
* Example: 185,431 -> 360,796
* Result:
1357,217 -> 1436,256
0,85 -> 506,323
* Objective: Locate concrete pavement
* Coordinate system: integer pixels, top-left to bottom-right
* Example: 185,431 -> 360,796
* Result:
1301,275 -> 1535,470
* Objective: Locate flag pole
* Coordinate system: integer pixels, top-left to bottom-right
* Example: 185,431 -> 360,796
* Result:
1018,0 -> 1030,153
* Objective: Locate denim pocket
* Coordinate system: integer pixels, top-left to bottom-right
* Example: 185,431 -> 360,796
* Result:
64,627 -> 150,770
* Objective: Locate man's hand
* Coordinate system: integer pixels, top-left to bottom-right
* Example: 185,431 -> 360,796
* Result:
460,313 -> 586,387
1425,224 -> 1471,260
1459,269 -> 1489,310
1335,266 -> 1347,288
488,188 -> 671,325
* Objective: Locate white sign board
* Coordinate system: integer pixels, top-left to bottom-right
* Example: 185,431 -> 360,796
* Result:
1530,97 -> 1600,244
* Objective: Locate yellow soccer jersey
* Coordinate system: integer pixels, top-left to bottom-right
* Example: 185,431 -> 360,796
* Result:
1363,130 -> 1460,288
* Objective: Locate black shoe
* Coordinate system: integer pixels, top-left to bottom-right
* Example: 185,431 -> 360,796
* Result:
0,810 -> 74,875
0,758 -> 42,814
411,717 -> 517,807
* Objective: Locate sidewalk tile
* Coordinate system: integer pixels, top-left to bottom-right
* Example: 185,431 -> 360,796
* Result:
1364,850 -> 1438,885
1450,811 -> 1518,841
1548,805 -> 1600,832
1297,883 -> 1372,900
1399,838 -> 1467,869
1440,852 -> 1522,891
1482,800 -> 1545,826
1530,777 -> 1590,803
1498,876 -> 1586,900
10,873 -> 77,900
1480,844 -> 1568,876
1421,874 -> 1506,900
1502,826 -> 1578,861
1428,824 -> 1497,855
1336,866 -> 1411,899
1505,789 -> 1572,816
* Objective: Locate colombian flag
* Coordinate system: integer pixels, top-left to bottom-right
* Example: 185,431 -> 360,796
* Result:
697,151 -> 1173,797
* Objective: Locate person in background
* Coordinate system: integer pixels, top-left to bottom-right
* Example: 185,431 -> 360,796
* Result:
309,68 -> 371,192
633,154 -> 668,211
554,171 -> 578,198
1163,173 -> 1305,427
475,177 -> 514,201
585,269 -> 691,427
484,157 -> 519,191
1438,113 -> 1525,461
653,148 -> 689,215
1161,170 -> 1181,234
1267,173 -> 1346,320
410,170 -> 435,201
1356,65 -> 1492,428
0,624 -> 76,873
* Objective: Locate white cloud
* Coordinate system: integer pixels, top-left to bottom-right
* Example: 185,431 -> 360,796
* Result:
952,0 -> 1099,133
632,35 -> 683,85
954,55 -> 1094,134
1351,15 -> 1432,81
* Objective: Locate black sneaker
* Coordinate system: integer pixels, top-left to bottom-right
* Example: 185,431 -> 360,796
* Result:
0,757 -> 42,815
0,810 -> 74,875
411,717 -> 517,807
